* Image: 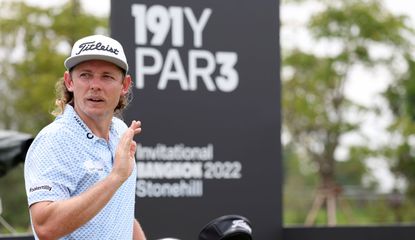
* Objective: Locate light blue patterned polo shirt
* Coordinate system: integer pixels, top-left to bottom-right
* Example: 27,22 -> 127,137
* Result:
24,105 -> 137,240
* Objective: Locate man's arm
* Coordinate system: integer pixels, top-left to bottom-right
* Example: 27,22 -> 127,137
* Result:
30,121 -> 141,240
133,219 -> 146,240
30,173 -> 126,239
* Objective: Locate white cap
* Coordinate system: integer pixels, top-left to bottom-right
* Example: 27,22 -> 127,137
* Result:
64,35 -> 128,72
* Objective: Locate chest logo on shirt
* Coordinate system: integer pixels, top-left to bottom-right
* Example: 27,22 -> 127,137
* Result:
84,160 -> 104,173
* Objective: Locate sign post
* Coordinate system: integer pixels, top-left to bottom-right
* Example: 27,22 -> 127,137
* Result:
111,1 -> 281,239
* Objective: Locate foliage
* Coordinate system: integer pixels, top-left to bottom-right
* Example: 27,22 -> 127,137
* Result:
0,0 -> 107,233
384,55 -> 415,200
282,0 -> 415,225
0,0 -> 107,134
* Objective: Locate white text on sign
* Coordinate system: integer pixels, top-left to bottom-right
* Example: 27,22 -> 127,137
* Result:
131,4 -> 239,92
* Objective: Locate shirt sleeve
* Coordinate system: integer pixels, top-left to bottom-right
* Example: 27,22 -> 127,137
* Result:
24,129 -> 76,206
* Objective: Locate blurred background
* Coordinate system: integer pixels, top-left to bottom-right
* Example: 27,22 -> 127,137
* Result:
1,0 -> 415,235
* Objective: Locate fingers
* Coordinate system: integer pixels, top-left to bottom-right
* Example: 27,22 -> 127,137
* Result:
113,121 -> 141,180
119,129 -> 134,154
129,120 -> 142,135
120,120 -> 141,152
119,120 -> 141,149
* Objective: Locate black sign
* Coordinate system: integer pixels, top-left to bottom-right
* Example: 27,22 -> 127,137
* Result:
111,0 -> 281,239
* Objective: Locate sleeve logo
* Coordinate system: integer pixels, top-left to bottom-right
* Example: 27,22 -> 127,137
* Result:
29,185 -> 52,192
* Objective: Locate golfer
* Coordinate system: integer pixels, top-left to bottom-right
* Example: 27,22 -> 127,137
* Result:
24,35 -> 146,240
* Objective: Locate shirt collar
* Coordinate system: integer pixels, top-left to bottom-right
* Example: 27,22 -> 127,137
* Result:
62,104 -> 115,142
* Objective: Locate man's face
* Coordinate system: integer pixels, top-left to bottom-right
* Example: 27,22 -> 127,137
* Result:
64,60 -> 130,122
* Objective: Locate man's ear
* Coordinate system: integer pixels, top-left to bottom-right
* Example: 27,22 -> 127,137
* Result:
63,71 -> 74,92
121,74 -> 132,95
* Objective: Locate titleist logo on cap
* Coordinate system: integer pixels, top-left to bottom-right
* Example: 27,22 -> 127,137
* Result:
76,41 -> 119,56
64,35 -> 128,72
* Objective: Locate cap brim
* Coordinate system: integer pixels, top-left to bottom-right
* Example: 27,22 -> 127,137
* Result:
64,54 -> 128,72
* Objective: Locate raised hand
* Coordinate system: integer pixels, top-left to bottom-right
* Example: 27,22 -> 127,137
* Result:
113,120 -> 142,183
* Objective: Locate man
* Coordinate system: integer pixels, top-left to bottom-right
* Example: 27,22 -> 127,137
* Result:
24,34 -> 146,240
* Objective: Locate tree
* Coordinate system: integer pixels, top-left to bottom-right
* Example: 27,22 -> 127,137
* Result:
282,0 -> 414,225
0,0 -> 107,134
385,56 -> 415,203
0,0 -> 107,233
